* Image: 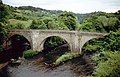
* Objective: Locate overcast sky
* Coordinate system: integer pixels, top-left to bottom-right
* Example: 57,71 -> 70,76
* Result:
2,0 -> 120,13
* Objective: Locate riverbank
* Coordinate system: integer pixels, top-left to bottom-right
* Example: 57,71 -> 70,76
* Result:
0,62 -> 9,69
0,62 -> 9,77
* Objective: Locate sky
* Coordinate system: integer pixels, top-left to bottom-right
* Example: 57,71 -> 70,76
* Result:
2,0 -> 120,13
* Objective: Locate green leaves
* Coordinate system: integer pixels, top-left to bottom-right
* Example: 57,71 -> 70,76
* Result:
0,3 -> 12,23
30,19 -> 47,29
54,53 -> 80,66
58,12 -> 77,30
30,16 -> 69,30
44,36 -> 67,49
92,51 -> 120,77
23,49 -> 37,58
82,29 -> 120,77
103,31 -> 120,51
79,12 -> 120,33
0,23 -> 6,51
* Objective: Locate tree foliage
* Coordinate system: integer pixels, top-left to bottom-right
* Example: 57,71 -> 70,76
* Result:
83,30 -> 120,77
80,12 -> 120,32
58,12 -> 77,30
92,51 -> 120,77
0,23 -> 6,51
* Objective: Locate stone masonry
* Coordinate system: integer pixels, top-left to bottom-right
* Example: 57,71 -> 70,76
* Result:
6,29 -> 106,54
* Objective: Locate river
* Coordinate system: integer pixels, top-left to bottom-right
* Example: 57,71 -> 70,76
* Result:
0,52 -> 95,77
0,43 -> 95,77
7,58 -> 80,77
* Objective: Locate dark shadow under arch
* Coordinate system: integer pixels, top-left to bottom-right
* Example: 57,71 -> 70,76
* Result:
0,34 -> 32,63
8,34 -> 31,48
7,34 -> 31,58
40,36 -> 71,64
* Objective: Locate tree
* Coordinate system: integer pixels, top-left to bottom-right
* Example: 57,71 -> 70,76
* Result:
0,2 -> 10,51
114,10 -> 120,20
97,16 -> 120,32
79,13 -> 120,32
92,51 -> 120,77
30,19 -> 47,29
42,17 -> 53,29
0,23 -> 6,51
0,3 -> 10,22
16,23 -> 26,29
0,0 -> 3,4
58,12 -> 77,30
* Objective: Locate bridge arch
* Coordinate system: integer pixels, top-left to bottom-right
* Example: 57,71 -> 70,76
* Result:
6,34 -> 31,50
79,35 -> 106,53
3,34 -> 32,58
40,36 -> 70,48
37,35 -> 72,52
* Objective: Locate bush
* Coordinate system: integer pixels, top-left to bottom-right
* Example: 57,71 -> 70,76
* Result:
53,52 -> 81,66
23,50 -> 38,58
15,15 -> 28,21
92,51 -> 120,77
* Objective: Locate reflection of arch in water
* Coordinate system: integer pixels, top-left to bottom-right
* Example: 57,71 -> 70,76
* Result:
39,35 -> 71,52
7,34 -> 31,50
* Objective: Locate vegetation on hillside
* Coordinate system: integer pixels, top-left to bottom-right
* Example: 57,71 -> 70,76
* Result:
0,0 -> 120,76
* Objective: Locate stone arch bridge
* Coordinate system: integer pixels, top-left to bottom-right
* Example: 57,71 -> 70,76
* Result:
5,29 -> 106,54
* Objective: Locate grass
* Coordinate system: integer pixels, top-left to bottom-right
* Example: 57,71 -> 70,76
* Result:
23,49 -> 38,58
9,19 -> 32,28
53,52 -> 81,66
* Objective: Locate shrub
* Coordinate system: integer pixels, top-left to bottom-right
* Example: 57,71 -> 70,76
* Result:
23,49 -> 38,58
53,52 -> 81,66
92,51 -> 120,77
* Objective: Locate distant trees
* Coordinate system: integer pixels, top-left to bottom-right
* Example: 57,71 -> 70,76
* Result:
97,16 -> 120,32
30,19 -> 47,29
0,0 -> 3,4
58,12 -> 77,30
114,10 -> 120,20
14,15 -> 28,21
30,16 -> 69,30
79,12 -> 120,32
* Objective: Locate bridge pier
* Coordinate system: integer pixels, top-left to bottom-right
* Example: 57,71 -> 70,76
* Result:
70,32 -> 81,54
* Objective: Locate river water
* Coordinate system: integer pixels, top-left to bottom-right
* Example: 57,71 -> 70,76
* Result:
7,57 -> 82,77
0,45 -> 95,77
4,52 -> 95,77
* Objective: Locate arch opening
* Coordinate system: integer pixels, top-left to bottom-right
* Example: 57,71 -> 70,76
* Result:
7,34 -> 31,59
82,37 -> 104,54
40,36 -> 71,64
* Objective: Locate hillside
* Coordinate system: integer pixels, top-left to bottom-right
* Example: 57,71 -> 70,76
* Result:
1,2 -> 120,77
4,5 -> 89,30
9,6 -> 89,23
